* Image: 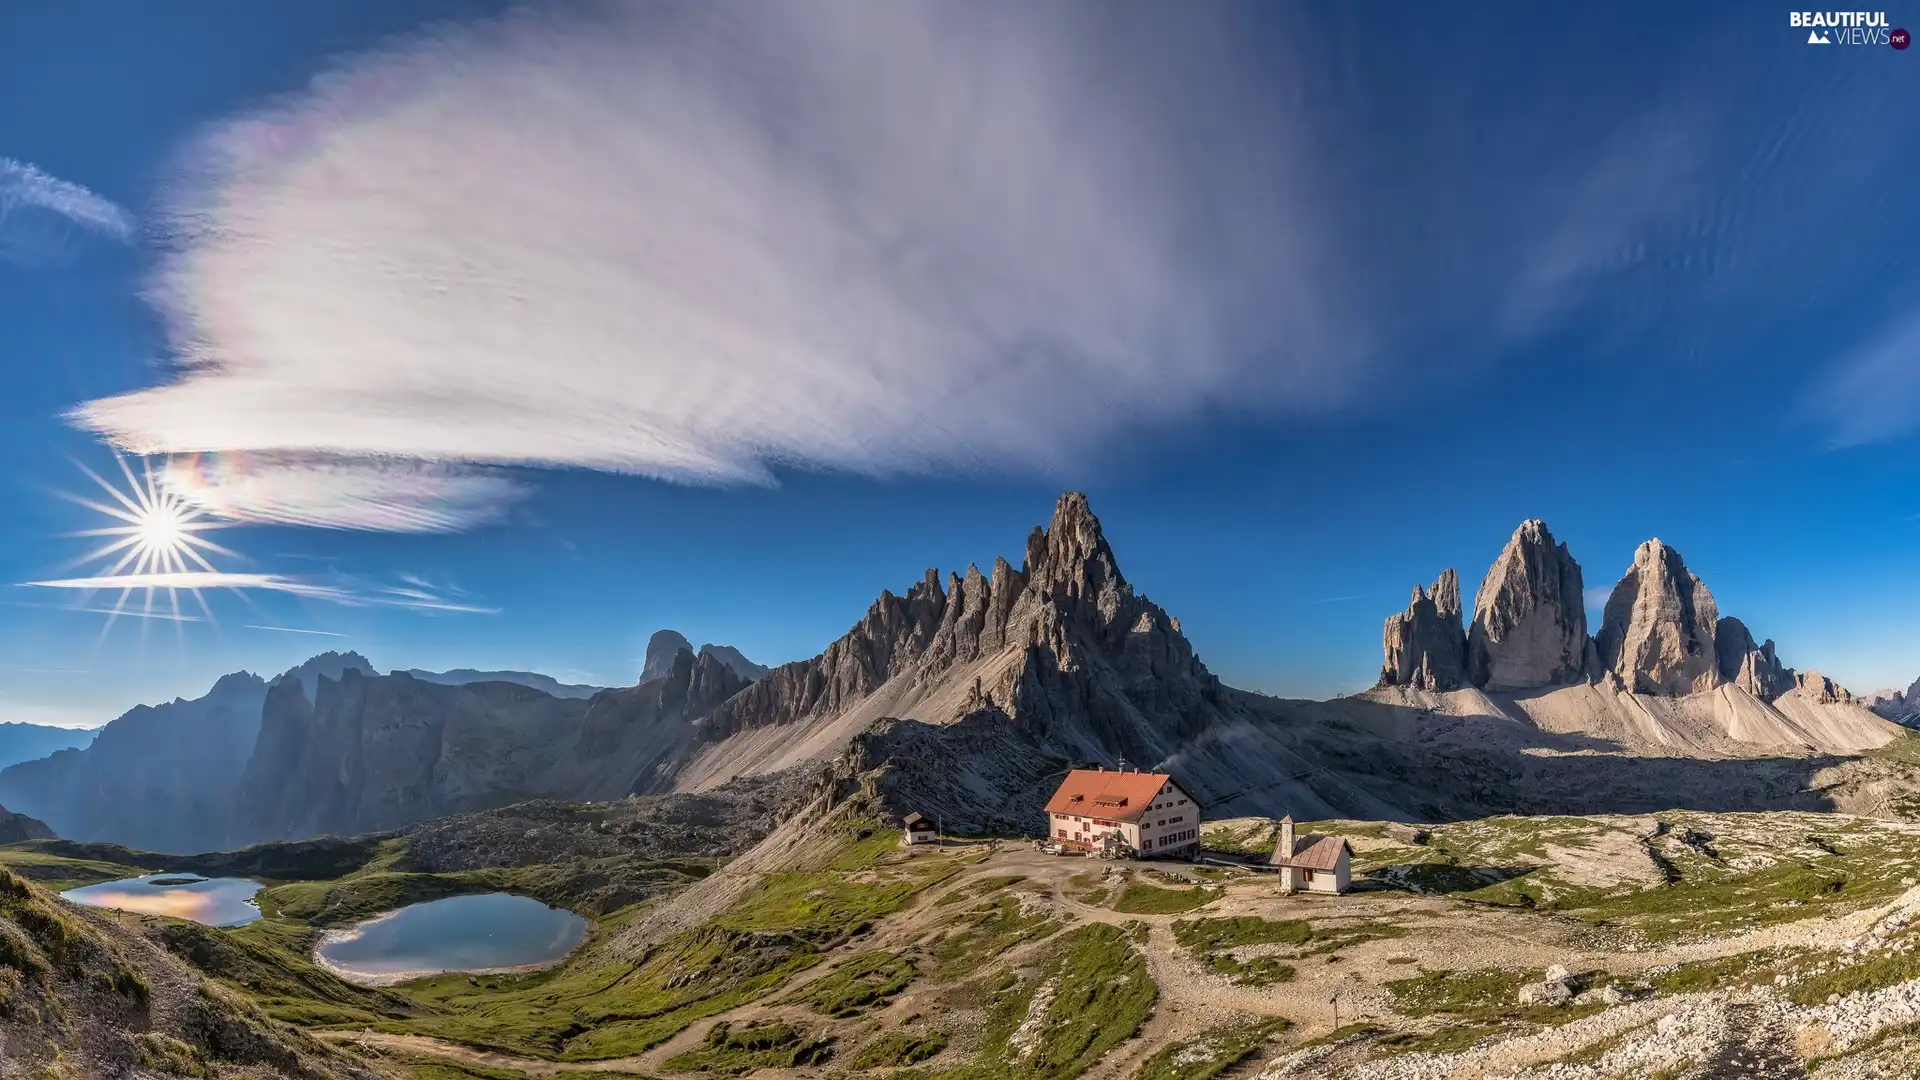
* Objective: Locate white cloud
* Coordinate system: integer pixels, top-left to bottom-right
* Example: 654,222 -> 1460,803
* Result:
0,158 -> 135,266
23,570 -> 497,615
66,3 -> 1735,529
246,624 -> 347,637
159,454 -> 526,533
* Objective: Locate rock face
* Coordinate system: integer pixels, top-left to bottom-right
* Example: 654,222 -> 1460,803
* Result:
1467,520 -> 1593,690
1597,540 -> 1722,696
1714,617 -> 1794,700
693,492 -> 1224,773
0,672 -> 268,852
1379,570 -> 1469,690
0,653 -> 374,853
227,645 -> 750,846
1794,669 -> 1852,705
1867,677 -> 1920,725
641,630 -> 768,684
641,630 -> 695,681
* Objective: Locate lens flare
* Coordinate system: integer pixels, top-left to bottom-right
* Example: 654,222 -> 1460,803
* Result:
55,454 -> 238,631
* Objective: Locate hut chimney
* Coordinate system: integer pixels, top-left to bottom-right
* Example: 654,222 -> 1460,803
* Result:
1278,815 -> 1295,858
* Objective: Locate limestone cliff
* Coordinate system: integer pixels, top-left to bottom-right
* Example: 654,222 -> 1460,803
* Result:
1597,540 -> 1722,695
1379,569 -> 1469,691
1714,616 -> 1795,700
1467,520 -> 1593,690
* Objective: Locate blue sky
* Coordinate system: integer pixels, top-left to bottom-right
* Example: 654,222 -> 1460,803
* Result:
3,1 -> 1918,728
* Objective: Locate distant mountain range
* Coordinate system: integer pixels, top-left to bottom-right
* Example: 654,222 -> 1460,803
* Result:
0,496 -> 1907,853
0,721 -> 97,771
1866,677 -> 1920,726
399,668 -> 608,699
0,639 -> 768,853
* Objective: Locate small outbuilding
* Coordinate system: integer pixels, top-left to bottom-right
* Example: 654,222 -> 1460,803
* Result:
901,812 -> 939,846
1269,815 -> 1352,894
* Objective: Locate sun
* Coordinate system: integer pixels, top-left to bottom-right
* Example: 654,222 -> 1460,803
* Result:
56,454 -> 237,628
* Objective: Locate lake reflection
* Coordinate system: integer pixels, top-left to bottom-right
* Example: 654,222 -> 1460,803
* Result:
61,875 -> 263,927
315,892 -> 587,985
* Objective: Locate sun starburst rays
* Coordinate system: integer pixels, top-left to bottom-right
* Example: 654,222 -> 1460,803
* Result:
51,455 -> 242,635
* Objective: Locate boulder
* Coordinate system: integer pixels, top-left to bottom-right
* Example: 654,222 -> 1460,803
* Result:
1378,569 -> 1469,691
1467,520 -> 1592,690
1597,540 -> 1722,696
1518,978 -> 1574,1007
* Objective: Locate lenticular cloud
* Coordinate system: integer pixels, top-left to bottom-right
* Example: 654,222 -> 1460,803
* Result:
69,2 -> 1353,528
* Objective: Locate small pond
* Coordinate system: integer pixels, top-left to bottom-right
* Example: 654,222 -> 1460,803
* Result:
60,875 -> 263,927
314,892 -> 588,985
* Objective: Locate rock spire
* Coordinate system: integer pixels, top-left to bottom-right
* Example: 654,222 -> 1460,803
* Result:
1379,569 -> 1469,691
1467,520 -> 1593,690
1597,540 -> 1721,696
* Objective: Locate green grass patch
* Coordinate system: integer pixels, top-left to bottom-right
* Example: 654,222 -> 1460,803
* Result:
927,923 -> 1157,1080
923,894 -> 1060,982
383,825 -> 961,1062
1130,1017 -> 1289,1080
1787,946 -> 1920,1006
1172,917 -> 1399,986
662,1020 -> 833,1075
1386,967 -> 1602,1027
783,950 -> 914,1016
850,1029 -> 949,1068
1111,882 -> 1219,915
0,847 -> 149,891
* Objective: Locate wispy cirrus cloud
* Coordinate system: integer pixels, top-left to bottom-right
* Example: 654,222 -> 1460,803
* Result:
1809,314 -> 1920,449
64,4 -> 1918,528
246,624 -> 347,637
1,158 -> 135,267
23,570 -> 497,615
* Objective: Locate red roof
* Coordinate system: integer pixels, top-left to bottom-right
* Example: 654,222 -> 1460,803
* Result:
1043,769 -> 1180,824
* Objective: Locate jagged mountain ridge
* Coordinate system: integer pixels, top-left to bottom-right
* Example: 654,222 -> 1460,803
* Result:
227,645 -> 750,846
641,629 -> 769,683
1373,520 -> 1898,757
671,493 -> 1226,791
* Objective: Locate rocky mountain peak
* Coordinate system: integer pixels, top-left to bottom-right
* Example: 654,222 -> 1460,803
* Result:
641,630 -> 695,681
1467,519 -> 1593,690
1379,569 -> 1468,691
1597,539 -> 1722,696
1714,616 -> 1794,700
696,491 -> 1221,767
1025,492 -> 1127,606
275,650 -> 376,705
